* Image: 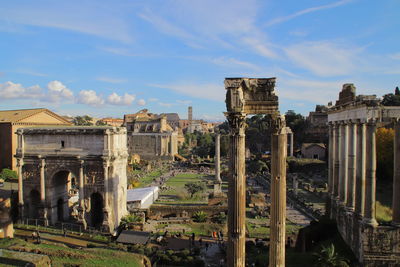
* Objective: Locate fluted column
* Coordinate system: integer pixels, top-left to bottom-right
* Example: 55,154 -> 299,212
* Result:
334,123 -> 340,199
215,133 -> 222,183
339,122 -> 349,205
328,123 -> 335,196
226,112 -> 246,267
39,158 -> 48,223
355,122 -> 366,217
392,120 -> 400,225
347,122 -> 356,210
17,158 -> 24,219
269,117 -> 287,267
364,120 -> 378,227
78,160 -> 87,228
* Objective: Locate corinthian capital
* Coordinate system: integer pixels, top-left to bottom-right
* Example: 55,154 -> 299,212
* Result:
269,114 -> 286,134
225,112 -> 247,135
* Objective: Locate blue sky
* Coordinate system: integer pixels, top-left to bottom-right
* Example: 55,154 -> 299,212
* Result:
0,0 -> 399,121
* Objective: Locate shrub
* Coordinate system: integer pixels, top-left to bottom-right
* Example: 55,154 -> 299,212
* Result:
0,168 -> 17,182
192,211 -> 208,223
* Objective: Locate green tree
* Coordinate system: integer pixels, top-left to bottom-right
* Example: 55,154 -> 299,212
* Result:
95,120 -> 108,126
184,181 -> 206,198
192,211 -> 208,222
313,244 -> 349,267
285,110 -> 308,146
0,168 -> 17,181
247,159 -> 268,175
395,86 -> 400,96
72,115 -> 94,126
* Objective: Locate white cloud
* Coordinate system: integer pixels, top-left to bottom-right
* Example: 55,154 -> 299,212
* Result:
148,98 -> 159,102
159,102 -> 175,108
137,99 -> 146,106
0,81 -> 43,99
0,2 -> 134,43
77,90 -> 104,106
150,82 -> 224,101
284,41 -> 362,76
265,0 -> 353,27
46,80 -> 74,102
0,81 -> 28,99
176,100 -> 192,105
278,78 -> 344,104
210,57 -> 262,72
390,53 -> 400,60
106,92 -> 135,105
96,76 -> 126,84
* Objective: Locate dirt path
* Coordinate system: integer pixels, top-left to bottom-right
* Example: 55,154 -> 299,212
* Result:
15,229 -> 104,247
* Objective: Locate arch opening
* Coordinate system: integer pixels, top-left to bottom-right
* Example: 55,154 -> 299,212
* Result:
90,192 -> 104,228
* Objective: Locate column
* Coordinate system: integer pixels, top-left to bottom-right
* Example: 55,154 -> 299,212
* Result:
269,117 -> 287,267
364,120 -> 378,227
226,112 -> 246,267
392,120 -> 400,225
289,132 -> 294,157
334,123 -> 340,199
355,122 -> 366,217
103,159 -> 110,229
347,122 -> 356,210
78,160 -> 87,228
215,133 -> 221,183
17,158 -> 24,219
339,122 -> 348,205
39,158 -> 48,224
328,123 -> 335,196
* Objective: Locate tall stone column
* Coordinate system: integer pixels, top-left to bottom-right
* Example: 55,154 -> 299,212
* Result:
347,122 -> 356,210
339,122 -> 349,205
364,120 -> 378,227
289,131 -> 294,157
39,158 -> 48,224
355,122 -> 366,217
215,133 -> 222,183
333,123 -> 340,199
103,159 -> 111,230
78,160 -> 87,228
226,112 -> 246,267
392,120 -> 400,225
328,123 -> 335,196
17,158 -> 24,219
269,117 -> 287,267
214,133 -> 222,195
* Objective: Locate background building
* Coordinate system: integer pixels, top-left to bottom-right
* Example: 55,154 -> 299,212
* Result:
0,108 -> 71,171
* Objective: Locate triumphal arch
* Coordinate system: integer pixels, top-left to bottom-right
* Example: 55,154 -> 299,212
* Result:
225,77 -> 288,267
15,127 -> 128,233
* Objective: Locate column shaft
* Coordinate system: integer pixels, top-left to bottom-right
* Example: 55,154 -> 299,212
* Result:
215,133 -> 221,183
79,161 -> 85,209
227,113 -> 246,267
269,126 -> 287,267
17,159 -> 23,205
40,159 -> 46,202
334,123 -> 340,198
290,132 -> 294,157
393,121 -> 400,225
355,123 -> 366,217
364,122 -> 378,226
347,123 -> 356,209
328,123 -> 335,196
339,123 -> 348,204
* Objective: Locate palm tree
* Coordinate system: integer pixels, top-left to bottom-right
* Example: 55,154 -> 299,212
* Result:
313,244 -> 349,267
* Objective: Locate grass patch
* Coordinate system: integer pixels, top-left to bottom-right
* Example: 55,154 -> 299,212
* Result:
0,238 -> 144,267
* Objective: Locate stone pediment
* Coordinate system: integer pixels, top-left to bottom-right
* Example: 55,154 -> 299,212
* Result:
225,77 -> 279,115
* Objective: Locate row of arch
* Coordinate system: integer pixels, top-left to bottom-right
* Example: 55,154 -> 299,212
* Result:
26,170 -> 104,228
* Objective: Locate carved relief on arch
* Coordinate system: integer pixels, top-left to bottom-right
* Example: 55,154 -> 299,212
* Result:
22,164 -> 40,184
85,164 -> 104,185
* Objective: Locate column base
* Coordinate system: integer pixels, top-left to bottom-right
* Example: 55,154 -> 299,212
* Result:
362,218 -> 378,227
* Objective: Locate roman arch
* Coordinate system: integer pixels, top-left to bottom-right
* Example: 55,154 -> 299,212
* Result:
15,127 -> 128,233
225,77 -> 288,267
